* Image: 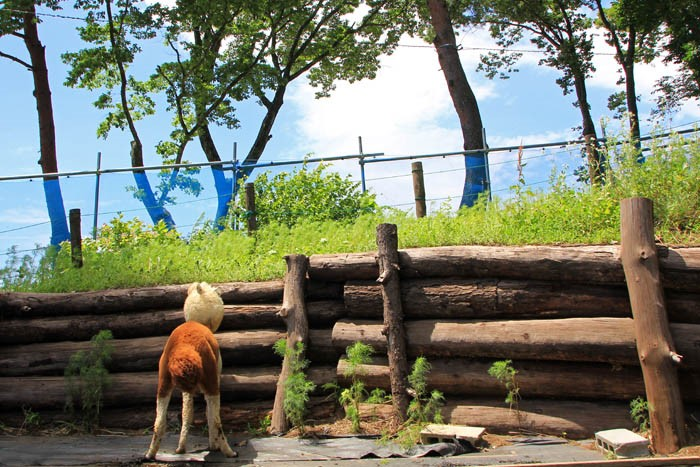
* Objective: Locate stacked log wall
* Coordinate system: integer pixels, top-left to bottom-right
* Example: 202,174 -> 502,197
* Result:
1,244 -> 699,436
0,279 -> 346,430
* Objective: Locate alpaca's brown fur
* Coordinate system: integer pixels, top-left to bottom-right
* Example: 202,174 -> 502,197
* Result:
145,320 -> 235,459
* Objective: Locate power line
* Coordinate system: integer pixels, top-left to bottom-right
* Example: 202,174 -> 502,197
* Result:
397,42 -> 617,57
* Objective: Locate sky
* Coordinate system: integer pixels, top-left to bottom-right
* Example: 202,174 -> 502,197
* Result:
1,3 -> 699,256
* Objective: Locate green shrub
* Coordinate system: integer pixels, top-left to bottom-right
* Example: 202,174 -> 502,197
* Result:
64,330 -> 114,432
630,396 -> 650,433
273,339 -> 316,434
230,162 -> 378,228
339,342 -> 375,432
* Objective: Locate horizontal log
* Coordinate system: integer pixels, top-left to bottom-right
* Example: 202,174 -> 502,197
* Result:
0,280 -> 342,320
338,357 -> 700,402
0,300 -> 345,345
332,318 -> 700,368
0,397 -> 338,431
359,398 -> 634,439
0,328 -> 334,376
0,281 -> 281,319
309,245 -> 700,292
344,279 -> 699,323
0,366 -> 336,410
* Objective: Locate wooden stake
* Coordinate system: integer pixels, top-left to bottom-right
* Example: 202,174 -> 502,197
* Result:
412,161 -> 426,218
69,209 -> 82,268
244,182 -> 257,233
620,197 -> 685,454
376,223 -> 410,421
270,254 -> 309,434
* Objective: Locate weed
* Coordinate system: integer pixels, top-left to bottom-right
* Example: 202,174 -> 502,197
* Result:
20,407 -> 41,433
630,396 -> 650,433
273,339 -> 316,434
366,388 -> 391,404
247,414 -> 272,436
489,360 -> 520,412
393,356 -> 445,448
64,330 -> 114,432
339,342 -> 375,432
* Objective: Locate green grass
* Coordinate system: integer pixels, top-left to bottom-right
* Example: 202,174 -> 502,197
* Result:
2,132 -> 699,293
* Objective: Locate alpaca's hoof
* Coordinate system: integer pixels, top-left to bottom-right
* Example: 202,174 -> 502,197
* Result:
144,450 -> 156,460
175,446 -> 186,454
223,448 -> 238,458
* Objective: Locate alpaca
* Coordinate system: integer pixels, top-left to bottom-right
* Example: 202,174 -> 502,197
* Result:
145,320 -> 236,459
184,282 -> 225,332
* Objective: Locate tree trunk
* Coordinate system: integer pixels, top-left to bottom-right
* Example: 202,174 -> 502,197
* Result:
572,66 -> 604,184
331,318 -> 700,368
244,86 -> 286,174
271,255 -> 310,434
376,224 -> 410,422
308,245 -> 700,293
620,197 -> 685,453
22,5 -> 69,246
426,0 -> 488,207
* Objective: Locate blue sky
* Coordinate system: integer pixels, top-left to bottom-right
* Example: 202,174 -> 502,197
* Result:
1,4 -> 699,255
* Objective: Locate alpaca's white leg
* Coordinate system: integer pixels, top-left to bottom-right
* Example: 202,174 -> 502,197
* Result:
145,392 -> 172,459
205,393 -> 236,457
176,392 -> 194,454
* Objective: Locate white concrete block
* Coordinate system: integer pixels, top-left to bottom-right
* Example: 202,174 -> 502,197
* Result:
419,424 -> 485,445
595,428 -> 650,458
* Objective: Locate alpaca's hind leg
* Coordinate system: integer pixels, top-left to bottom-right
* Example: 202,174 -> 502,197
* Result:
145,392 -> 172,459
204,393 -> 236,457
176,392 -> 194,454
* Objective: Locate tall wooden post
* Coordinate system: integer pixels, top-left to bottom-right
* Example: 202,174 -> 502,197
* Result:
270,254 -> 309,434
69,209 -> 83,268
412,162 -> 426,218
620,197 -> 685,454
245,182 -> 257,233
376,223 -> 410,422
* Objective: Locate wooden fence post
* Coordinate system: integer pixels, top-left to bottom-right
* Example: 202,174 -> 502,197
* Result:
412,162 -> 426,218
69,209 -> 83,268
620,197 -> 685,454
270,254 -> 309,434
376,223 -> 410,422
245,182 -> 257,233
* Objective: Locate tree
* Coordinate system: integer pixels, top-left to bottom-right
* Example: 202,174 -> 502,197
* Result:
594,0 -> 661,145
0,1 -> 70,246
63,0 -> 200,228
477,0 -> 605,184
154,0 -> 407,227
652,0 -> 700,116
151,0 -> 270,229
424,0 -> 489,207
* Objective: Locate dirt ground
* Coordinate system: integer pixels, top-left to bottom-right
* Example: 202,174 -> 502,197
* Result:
3,414 -> 700,465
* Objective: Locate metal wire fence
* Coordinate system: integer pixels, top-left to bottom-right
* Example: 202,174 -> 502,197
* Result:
1,124 -> 698,257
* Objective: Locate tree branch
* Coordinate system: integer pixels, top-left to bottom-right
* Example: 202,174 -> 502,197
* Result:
0,50 -> 32,70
